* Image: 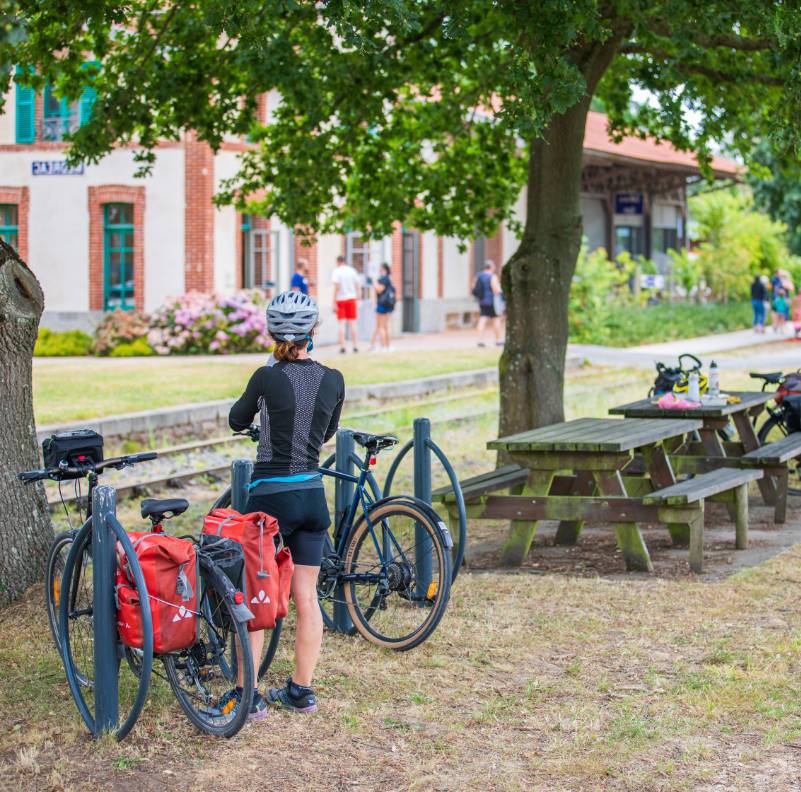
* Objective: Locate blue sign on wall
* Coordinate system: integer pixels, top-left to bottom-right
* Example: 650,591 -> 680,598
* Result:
614,192 -> 644,215
31,160 -> 85,176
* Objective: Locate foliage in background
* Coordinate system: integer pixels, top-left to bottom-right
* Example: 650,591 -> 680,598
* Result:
109,337 -> 154,357
748,142 -> 801,257
147,291 -> 269,355
33,328 -> 92,357
92,310 -> 151,356
569,246 -> 644,344
689,190 -> 799,301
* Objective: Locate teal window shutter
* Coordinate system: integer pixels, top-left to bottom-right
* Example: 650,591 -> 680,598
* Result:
79,61 -> 99,126
15,66 -> 35,144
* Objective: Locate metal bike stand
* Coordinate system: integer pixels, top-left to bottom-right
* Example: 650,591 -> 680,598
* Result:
332,429 -> 355,633
383,417 -> 468,580
231,459 -> 253,512
412,419 -> 434,598
60,485 -> 153,740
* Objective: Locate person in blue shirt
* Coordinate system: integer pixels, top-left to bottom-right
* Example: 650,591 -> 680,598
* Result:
290,259 -> 310,295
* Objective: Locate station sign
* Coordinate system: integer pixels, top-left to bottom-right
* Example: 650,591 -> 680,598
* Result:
31,160 -> 85,176
640,273 -> 665,290
614,192 -> 644,215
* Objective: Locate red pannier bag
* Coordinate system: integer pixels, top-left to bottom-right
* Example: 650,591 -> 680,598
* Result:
115,532 -> 199,654
275,546 -> 294,620
203,508 -> 283,631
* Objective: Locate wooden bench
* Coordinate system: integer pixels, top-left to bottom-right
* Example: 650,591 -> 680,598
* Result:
739,433 -> 801,523
643,467 -> 764,572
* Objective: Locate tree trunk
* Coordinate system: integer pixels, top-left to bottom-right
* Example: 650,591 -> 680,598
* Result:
499,96 -> 591,436
0,240 -> 50,607
499,34 -> 623,439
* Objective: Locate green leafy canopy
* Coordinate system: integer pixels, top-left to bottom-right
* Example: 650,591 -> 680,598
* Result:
3,1 -> 801,240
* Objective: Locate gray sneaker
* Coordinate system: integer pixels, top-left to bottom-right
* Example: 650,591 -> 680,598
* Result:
267,678 -> 318,713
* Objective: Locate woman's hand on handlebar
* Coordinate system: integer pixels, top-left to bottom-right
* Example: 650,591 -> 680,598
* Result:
233,425 -> 260,442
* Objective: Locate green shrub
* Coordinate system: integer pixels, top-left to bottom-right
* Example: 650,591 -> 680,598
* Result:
93,310 -> 151,355
109,337 -> 155,357
34,328 -> 93,357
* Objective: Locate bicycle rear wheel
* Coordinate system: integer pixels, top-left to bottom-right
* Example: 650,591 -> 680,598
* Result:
343,501 -> 451,651
757,415 -> 801,495
162,564 -> 254,738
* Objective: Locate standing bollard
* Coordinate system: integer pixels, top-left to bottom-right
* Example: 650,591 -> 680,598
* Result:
333,429 -> 355,633
232,459 -> 253,512
92,485 -> 120,733
413,418 -> 434,599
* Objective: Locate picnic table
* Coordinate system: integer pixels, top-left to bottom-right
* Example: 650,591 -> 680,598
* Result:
486,417 -> 707,572
609,391 -> 800,522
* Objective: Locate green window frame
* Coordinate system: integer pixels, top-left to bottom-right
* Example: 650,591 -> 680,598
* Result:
0,205 -> 19,250
103,203 -> 135,311
42,83 -> 80,141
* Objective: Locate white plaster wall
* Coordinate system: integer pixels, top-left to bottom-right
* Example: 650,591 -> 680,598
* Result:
421,231 -> 437,299
0,85 -> 15,143
212,150 -> 242,293
652,202 -> 679,229
272,216 -> 292,292
442,237 -> 470,299
581,196 -> 607,254
316,233 -> 343,309
501,186 -> 526,266
0,147 -> 184,313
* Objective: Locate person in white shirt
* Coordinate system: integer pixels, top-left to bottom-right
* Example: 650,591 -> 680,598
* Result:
331,255 -> 361,353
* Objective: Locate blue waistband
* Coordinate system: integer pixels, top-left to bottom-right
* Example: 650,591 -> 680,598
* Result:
248,472 -> 322,489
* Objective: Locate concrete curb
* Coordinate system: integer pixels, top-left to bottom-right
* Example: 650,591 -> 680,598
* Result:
36,356 -> 582,441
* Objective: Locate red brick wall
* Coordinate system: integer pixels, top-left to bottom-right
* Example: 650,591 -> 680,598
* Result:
487,228 -> 503,269
0,186 -> 30,264
184,134 -> 215,292
390,224 -> 403,296
294,230 -> 318,295
87,185 -> 145,311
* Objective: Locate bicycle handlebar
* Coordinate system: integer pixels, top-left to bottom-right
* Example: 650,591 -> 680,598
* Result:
233,426 -> 260,442
18,451 -> 159,484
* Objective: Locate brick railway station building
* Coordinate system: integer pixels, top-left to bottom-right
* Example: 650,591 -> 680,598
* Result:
0,78 -> 737,344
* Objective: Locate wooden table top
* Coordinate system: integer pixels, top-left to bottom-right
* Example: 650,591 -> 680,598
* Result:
488,417 -> 703,453
609,390 -> 773,420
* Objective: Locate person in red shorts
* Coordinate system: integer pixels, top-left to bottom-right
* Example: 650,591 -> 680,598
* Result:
332,254 -> 361,353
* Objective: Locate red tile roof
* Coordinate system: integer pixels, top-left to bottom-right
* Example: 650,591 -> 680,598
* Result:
583,111 -> 740,177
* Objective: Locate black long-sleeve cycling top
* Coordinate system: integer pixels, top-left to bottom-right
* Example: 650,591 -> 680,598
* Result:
229,359 -> 345,479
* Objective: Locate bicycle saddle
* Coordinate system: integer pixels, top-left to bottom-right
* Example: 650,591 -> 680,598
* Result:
749,371 -> 783,383
140,497 -> 189,521
351,432 -> 399,452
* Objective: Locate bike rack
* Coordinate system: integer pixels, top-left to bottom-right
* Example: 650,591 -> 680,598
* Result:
383,417 -> 468,575
59,485 -> 153,740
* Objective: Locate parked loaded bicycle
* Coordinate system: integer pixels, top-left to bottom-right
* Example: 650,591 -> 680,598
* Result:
750,369 -> 801,494
20,430 -> 258,738
216,425 -> 453,652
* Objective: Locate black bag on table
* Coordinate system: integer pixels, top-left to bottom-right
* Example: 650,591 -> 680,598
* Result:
649,354 -> 703,397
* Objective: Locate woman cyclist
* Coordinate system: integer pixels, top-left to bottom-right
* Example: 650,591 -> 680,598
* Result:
225,290 -> 344,717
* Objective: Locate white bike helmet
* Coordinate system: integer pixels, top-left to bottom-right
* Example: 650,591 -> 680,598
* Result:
266,290 -> 319,341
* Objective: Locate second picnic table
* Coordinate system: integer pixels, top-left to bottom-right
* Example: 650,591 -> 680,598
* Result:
608,390 -> 792,520
486,417 -> 705,573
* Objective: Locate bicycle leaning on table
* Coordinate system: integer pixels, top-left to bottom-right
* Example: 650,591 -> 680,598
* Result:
21,450 -> 257,739
213,425 -> 453,658
750,369 -> 801,495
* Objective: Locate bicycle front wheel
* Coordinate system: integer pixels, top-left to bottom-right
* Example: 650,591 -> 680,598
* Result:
757,415 -> 801,495
343,501 -> 451,651
45,527 -> 82,657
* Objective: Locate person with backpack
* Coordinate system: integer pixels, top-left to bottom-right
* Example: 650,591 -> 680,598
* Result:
472,260 -> 503,347
225,290 -> 345,717
369,262 -> 396,352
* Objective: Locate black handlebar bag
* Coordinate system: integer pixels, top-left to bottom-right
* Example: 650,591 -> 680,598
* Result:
42,429 -> 104,469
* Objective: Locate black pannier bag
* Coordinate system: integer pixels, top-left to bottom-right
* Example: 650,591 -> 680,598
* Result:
42,429 -> 104,470
784,395 -> 801,433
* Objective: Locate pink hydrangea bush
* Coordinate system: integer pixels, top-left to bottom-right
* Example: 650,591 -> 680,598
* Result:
147,291 -> 269,355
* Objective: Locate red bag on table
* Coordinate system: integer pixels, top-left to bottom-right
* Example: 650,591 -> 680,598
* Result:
116,532 -> 199,654
202,508 -> 286,631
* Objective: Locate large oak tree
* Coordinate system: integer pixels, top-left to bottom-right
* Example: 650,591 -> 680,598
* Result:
1,1 -> 800,596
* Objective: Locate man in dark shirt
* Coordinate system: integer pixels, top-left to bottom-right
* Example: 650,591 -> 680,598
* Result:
751,274 -> 768,333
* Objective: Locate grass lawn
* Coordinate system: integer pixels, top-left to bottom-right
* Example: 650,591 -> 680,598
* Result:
33,348 -> 501,425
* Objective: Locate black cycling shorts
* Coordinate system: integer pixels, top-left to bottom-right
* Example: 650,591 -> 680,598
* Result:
245,489 -> 330,567
479,303 -> 497,318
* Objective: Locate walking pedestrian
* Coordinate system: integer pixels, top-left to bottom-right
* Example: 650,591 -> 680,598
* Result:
472,260 -> 503,347
751,274 -> 767,333
369,263 -> 396,352
772,288 -> 789,334
291,259 -> 311,295
332,254 -> 361,353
